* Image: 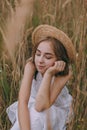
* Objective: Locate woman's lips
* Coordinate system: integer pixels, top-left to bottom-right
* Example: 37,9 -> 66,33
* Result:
38,65 -> 45,69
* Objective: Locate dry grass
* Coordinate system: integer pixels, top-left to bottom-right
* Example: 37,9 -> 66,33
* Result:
0,0 -> 87,130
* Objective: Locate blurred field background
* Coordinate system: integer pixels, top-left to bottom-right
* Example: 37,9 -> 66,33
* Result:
0,0 -> 87,130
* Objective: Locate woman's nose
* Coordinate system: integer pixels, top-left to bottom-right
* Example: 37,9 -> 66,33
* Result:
39,56 -> 44,63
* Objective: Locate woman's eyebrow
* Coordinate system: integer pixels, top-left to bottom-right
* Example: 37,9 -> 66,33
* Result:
36,49 -> 55,56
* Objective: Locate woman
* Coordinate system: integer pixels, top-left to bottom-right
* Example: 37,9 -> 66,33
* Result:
7,24 -> 76,130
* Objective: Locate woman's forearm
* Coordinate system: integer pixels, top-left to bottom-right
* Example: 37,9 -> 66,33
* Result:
18,102 -> 31,130
35,73 -> 52,111
18,74 -> 33,130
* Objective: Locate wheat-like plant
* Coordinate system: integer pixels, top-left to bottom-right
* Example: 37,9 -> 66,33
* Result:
0,0 -> 87,130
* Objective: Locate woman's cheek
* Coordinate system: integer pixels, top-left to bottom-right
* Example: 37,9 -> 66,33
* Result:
46,63 -> 54,69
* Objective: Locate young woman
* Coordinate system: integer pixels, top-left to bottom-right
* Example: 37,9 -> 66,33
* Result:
7,24 -> 76,130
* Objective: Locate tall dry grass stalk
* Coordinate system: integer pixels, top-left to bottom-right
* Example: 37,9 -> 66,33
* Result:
0,0 -> 35,129
0,0 -> 35,106
0,0 -> 34,65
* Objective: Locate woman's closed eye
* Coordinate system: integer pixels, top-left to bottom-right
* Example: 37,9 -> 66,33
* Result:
35,53 -> 52,59
45,55 -> 53,59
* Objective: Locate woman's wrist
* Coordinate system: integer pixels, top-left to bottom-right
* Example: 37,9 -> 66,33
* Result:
45,68 -> 55,77
44,70 -> 53,78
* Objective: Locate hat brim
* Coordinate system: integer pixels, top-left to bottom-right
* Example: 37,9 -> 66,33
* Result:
32,24 -> 76,63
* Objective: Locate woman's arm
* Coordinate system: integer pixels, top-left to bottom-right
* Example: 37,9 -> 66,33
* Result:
35,61 -> 72,112
35,72 -> 52,111
49,71 -> 72,105
18,61 -> 35,130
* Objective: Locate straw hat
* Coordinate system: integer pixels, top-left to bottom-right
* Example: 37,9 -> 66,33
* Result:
32,24 -> 76,63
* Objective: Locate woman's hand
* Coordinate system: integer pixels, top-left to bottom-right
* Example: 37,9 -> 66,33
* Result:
46,61 -> 66,76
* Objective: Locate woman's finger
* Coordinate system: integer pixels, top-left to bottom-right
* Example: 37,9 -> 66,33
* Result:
56,61 -> 66,71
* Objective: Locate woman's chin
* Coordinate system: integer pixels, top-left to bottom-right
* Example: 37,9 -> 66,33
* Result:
37,69 -> 45,75
36,67 -> 47,75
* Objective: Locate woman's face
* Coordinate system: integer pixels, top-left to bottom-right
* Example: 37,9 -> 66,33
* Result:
35,41 -> 57,75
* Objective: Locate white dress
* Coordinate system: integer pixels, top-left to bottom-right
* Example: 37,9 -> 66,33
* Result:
6,73 -> 73,130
